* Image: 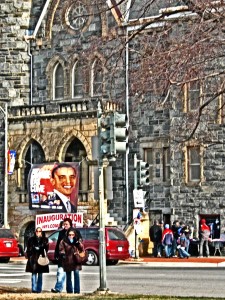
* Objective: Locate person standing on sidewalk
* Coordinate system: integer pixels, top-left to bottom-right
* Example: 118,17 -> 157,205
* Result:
171,220 -> 180,258
25,227 -> 49,293
149,220 -> 163,257
182,225 -> 191,253
177,228 -> 190,259
59,228 -> 84,294
162,224 -> 173,258
51,218 -> 81,293
199,218 -> 210,257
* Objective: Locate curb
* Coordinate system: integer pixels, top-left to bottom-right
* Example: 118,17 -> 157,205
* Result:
10,256 -> 225,268
119,256 -> 225,268
119,261 -> 224,267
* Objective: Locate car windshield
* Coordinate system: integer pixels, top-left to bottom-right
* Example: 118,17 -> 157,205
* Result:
107,229 -> 127,241
0,229 -> 14,238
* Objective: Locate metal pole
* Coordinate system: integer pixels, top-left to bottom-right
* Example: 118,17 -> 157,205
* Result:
133,154 -> 139,259
0,102 -> 8,228
134,154 -> 137,190
98,163 -> 107,290
4,102 -> 8,228
125,27 -> 130,224
97,101 -> 107,291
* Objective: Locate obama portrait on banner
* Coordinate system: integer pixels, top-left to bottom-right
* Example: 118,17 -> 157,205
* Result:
29,162 -> 79,212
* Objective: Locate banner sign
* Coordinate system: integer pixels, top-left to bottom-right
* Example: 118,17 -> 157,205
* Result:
8,150 -> 16,175
28,162 -> 79,212
133,189 -> 144,208
35,213 -> 83,231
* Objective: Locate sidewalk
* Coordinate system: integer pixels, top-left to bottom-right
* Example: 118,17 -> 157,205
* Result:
10,255 -> 225,267
122,255 -> 225,267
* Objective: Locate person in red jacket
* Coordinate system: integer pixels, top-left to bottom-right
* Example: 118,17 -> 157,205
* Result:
199,218 -> 210,257
162,224 -> 173,258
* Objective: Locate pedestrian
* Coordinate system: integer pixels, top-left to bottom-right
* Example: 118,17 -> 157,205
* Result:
182,225 -> 191,253
14,232 -> 24,256
171,220 -> 180,257
199,218 -> 210,257
149,220 -> 162,257
51,218 -> 82,293
59,228 -> 84,294
25,227 -> 49,293
58,220 -> 64,230
162,224 -> 173,258
177,227 -> 190,259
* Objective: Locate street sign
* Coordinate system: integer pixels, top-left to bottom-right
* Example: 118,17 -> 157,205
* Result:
133,189 -> 144,208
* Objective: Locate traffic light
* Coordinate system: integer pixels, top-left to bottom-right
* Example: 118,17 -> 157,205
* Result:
143,190 -> 150,210
110,112 -> 129,155
137,160 -> 150,187
100,115 -> 111,157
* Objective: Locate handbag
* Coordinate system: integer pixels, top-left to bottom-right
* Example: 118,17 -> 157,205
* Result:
74,249 -> 88,264
38,249 -> 49,266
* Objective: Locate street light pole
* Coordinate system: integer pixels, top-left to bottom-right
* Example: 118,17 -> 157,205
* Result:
0,100 -> 9,228
97,101 -> 108,292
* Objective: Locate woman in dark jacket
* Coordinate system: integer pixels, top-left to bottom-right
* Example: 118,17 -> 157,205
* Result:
25,227 -> 49,293
59,228 -> 84,294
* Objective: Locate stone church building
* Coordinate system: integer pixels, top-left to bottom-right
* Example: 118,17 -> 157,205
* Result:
0,0 -> 225,247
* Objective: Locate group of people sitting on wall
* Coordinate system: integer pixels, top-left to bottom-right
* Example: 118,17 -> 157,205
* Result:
149,218 -> 211,258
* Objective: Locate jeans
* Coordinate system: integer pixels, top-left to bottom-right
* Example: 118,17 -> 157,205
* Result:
54,266 -> 66,292
185,239 -> 190,253
178,247 -> 190,258
171,239 -> 177,256
32,273 -> 42,293
199,239 -> 209,257
164,244 -> 172,258
66,270 -> 80,293
153,242 -> 162,257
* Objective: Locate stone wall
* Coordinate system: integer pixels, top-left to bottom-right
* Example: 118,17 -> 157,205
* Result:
0,0 -> 127,236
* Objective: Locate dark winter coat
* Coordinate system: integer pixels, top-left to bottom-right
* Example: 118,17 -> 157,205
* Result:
54,227 -> 82,267
25,235 -> 49,273
149,224 -> 162,243
59,235 -> 84,272
171,224 -> 181,241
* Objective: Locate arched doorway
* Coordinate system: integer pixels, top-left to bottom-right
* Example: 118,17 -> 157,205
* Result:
65,138 -> 89,192
24,140 -> 45,190
23,221 -> 35,249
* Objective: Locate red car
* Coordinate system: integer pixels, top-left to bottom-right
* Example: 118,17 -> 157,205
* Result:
0,229 -> 19,263
48,226 -> 130,266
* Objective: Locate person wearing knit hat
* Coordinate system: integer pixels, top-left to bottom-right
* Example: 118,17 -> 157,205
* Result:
199,218 -> 210,257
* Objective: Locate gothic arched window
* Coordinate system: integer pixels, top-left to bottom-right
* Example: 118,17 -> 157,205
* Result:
72,61 -> 83,98
91,59 -> 103,96
53,63 -> 64,99
65,138 -> 89,201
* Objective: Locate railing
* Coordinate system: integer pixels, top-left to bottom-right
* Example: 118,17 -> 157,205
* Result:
8,99 -> 124,118
59,101 -> 88,113
17,191 -> 89,204
18,192 -> 29,203
9,105 -> 46,117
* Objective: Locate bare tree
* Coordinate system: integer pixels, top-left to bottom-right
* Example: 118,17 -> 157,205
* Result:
45,0 -> 225,143
104,1 -> 225,144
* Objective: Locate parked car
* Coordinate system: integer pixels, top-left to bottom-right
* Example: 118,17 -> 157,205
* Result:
0,229 -> 19,263
48,226 -> 130,266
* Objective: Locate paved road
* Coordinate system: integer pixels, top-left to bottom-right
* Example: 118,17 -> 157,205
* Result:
1,261 -> 225,297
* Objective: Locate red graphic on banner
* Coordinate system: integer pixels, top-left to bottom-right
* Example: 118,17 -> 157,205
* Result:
28,162 -> 79,212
